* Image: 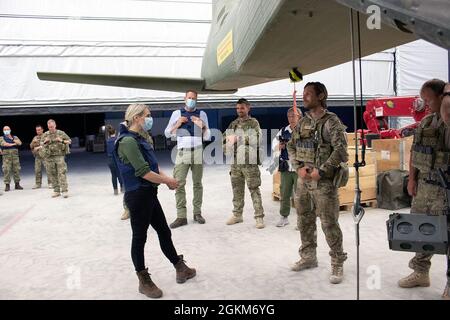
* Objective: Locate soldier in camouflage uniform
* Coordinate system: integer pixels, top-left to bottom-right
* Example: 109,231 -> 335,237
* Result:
0,126 -> 23,191
30,124 -> 52,189
398,79 -> 450,300
287,82 -> 348,284
223,98 -> 265,229
41,119 -> 71,198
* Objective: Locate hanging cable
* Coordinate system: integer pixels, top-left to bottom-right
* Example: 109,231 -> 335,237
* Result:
349,8 -> 366,301
357,13 -> 367,167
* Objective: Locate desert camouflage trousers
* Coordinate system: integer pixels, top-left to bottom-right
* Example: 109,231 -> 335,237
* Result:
2,152 -> 20,184
47,156 -> 68,193
230,164 -> 264,219
294,178 -> 347,266
408,174 -> 448,273
34,155 -> 51,186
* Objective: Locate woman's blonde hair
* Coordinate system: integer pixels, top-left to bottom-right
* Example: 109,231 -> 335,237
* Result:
125,104 -> 149,126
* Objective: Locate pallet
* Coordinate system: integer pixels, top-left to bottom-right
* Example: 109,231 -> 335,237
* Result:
339,200 -> 377,212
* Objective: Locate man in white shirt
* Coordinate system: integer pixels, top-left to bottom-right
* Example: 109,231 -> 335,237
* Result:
271,107 -> 302,227
165,89 -> 211,228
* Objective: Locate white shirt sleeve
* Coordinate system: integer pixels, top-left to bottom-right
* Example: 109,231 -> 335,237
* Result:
272,129 -> 282,153
164,110 -> 181,139
200,111 -> 211,141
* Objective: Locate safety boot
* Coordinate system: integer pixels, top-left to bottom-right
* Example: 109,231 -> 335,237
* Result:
255,217 -> 265,229
170,218 -> 187,229
226,215 -> 243,225
15,182 -> 23,190
174,255 -> 196,284
398,271 -> 430,288
330,264 -> 344,284
136,268 -> 163,298
291,259 -> 318,272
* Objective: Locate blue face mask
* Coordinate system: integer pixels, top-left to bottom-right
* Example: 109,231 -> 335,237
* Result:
3,130 -> 11,136
143,117 -> 153,131
186,98 -> 197,110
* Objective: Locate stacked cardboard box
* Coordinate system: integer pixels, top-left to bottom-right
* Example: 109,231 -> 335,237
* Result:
371,136 -> 413,173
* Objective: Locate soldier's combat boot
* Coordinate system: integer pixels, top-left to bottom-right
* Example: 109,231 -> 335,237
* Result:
398,271 -> 430,288
226,215 -> 243,225
48,184 -> 53,189
442,283 -> 449,300
291,259 -> 318,272
114,189 -> 119,195
32,184 -> 41,189
15,182 -> 23,190
136,268 -> 163,298
62,192 -> 69,198
121,209 -> 130,220
51,192 -> 60,198
330,264 -> 344,284
174,255 -> 196,284
5,184 -> 10,192
255,217 -> 265,229
170,218 -> 187,229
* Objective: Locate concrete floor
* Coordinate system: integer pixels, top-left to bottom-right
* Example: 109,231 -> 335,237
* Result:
0,149 -> 447,300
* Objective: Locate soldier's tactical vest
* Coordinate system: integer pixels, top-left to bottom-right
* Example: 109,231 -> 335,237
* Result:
229,117 -> 261,165
1,136 -> 19,155
412,114 -> 450,174
44,130 -> 70,157
177,109 -> 202,137
296,112 -> 335,176
279,126 -> 291,172
114,128 -> 160,192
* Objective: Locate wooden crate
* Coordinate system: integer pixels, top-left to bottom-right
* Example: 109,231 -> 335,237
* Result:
371,136 -> 413,173
340,146 -> 377,206
346,132 -> 361,147
338,175 -> 377,205
348,146 -> 376,166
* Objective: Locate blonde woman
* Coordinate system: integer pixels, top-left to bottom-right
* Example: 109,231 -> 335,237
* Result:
115,104 -> 196,299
